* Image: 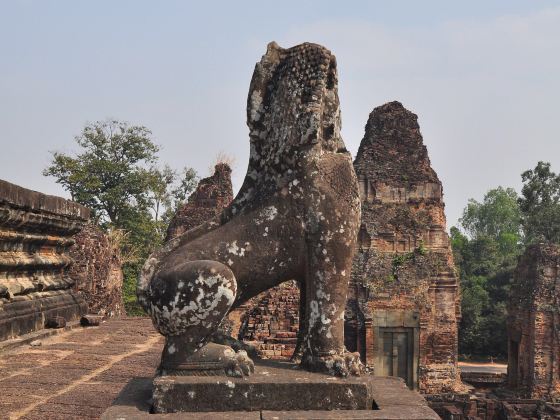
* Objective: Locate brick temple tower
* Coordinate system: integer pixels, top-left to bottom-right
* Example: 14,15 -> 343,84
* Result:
508,243 -> 560,401
345,101 -> 462,393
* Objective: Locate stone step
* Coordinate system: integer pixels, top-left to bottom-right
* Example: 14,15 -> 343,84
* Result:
264,337 -> 297,344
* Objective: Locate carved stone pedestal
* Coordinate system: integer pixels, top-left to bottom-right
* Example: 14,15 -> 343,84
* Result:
153,361 -> 374,413
102,361 -> 439,419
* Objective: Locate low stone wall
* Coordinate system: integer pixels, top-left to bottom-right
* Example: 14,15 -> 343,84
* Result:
0,179 -> 89,341
461,371 -> 507,388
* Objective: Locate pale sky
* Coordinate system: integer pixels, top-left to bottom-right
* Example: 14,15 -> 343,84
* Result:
1,1 -> 559,228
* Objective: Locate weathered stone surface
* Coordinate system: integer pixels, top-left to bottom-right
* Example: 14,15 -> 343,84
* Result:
151,361 -> 436,416
507,243 -> 560,401
426,392 -> 560,419
138,42 -> 362,377
260,408 -> 439,419
0,179 -> 89,341
165,163 -> 233,242
0,317 -> 163,420
104,375 -> 438,419
153,367 -> 371,412
45,315 -> 66,329
164,163 -> 301,360
346,101 -> 462,393
69,223 -> 124,317
80,314 -> 105,326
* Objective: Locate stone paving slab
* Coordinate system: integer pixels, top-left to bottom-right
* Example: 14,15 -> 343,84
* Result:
2,318 -> 440,419
0,317 -> 163,420
260,407 -> 441,419
0,322 -> 82,353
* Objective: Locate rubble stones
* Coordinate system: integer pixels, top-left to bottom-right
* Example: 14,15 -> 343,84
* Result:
45,316 -> 67,329
80,314 -> 105,327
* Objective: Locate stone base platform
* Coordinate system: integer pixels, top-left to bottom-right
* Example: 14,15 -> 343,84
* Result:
102,361 -> 439,419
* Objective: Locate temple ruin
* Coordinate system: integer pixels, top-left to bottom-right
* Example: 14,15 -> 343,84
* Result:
165,162 -> 233,242
345,101 -> 462,393
236,280 -> 300,359
508,243 -> 560,401
68,224 -> 124,317
0,179 -> 89,340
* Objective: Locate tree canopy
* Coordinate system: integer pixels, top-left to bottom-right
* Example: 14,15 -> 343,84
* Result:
44,120 -> 159,226
453,161 -> 560,358
519,161 -> 560,244
452,186 -> 523,358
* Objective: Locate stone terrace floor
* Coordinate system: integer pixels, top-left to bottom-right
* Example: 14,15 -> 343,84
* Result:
0,317 -> 164,420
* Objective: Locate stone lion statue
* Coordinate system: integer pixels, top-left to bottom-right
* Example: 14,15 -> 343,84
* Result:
137,41 -> 363,377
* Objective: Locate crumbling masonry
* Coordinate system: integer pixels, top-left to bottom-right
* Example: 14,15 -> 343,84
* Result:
508,243 -> 560,401
236,280 -> 300,359
165,163 -> 233,242
68,223 -> 124,317
165,163 -> 301,359
345,101 -> 462,393
0,179 -> 89,340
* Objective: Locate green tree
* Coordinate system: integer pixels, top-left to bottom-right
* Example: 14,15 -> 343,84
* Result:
460,186 -> 522,259
519,161 -> 560,244
43,120 -> 159,226
459,275 -> 490,354
44,119 -> 198,314
147,165 -> 198,233
452,187 -> 522,358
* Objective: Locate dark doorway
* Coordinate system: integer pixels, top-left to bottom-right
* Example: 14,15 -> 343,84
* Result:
379,327 -> 414,388
509,339 -> 519,386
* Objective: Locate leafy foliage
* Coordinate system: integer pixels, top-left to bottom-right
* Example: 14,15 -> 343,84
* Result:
44,120 -> 159,226
44,120 -> 198,315
452,187 -> 522,358
519,161 -> 560,244
453,163 -> 560,358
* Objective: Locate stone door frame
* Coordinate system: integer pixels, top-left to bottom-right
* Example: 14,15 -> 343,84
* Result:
369,309 -> 420,390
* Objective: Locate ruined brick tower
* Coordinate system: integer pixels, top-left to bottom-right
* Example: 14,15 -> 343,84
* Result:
508,243 -> 560,401
165,162 -> 233,242
346,101 -> 461,392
